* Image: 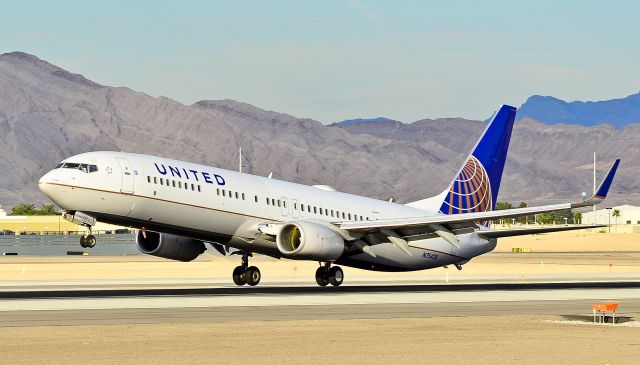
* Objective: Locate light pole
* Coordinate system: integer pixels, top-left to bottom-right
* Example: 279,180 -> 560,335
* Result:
606,207 -> 612,233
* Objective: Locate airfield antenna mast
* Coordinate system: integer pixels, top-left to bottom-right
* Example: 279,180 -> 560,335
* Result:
593,152 -> 596,223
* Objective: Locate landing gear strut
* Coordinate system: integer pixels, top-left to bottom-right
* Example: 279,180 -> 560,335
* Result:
80,227 -> 96,248
315,263 -> 343,287
232,251 -> 261,286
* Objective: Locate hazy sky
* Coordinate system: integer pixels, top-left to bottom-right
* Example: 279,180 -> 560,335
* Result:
2,1 -> 639,123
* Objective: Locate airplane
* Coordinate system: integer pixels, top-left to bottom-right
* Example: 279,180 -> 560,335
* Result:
38,105 -> 620,287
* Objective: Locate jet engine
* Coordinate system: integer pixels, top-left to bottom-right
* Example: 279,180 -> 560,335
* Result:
136,230 -> 206,262
276,221 -> 344,261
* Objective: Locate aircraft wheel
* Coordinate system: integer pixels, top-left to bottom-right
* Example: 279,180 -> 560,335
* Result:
245,266 -> 261,286
85,234 -> 96,248
232,266 -> 246,286
79,235 -> 87,248
315,266 -> 329,286
328,266 -> 344,287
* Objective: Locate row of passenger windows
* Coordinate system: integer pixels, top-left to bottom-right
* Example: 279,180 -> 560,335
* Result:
147,175 -> 369,221
266,197 -> 369,221
147,176 -> 201,192
217,188 -> 245,201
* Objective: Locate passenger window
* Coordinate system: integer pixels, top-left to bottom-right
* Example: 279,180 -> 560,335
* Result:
172,180 -> 176,187
294,202 -> 298,210
319,208 -> 323,215
217,188 -> 220,196
242,193 -> 245,200
179,181 -> 182,188
235,192 -> 239,199
223,190 -> 226,197
255,195 -> 258,203
277,200 -> 281,207
89,165 -> 98,173
147,176 -> 151,183
191,184 -> 195,191
283,201 -> 287,208
198,185 -> 201,192
342,212 -> 345,219
348,213 -> 352,220
160,178 -> 164,185
154,177 -> 157,184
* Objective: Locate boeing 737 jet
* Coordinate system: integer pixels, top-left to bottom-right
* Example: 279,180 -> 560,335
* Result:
39,105 -> 620,286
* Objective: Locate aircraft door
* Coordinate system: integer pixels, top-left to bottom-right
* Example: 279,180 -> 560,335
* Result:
116,157 -> 134,193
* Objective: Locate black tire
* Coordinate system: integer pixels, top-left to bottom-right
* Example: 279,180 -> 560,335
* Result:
79,235 -> 87,248
85,235 -> 96,248
245,266 -> 261,286
328,266 -> 344,287
232,266 -> 246,286
315,266 -> 329,286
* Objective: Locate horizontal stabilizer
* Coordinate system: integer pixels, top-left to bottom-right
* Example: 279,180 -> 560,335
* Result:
571,159 -> 620,208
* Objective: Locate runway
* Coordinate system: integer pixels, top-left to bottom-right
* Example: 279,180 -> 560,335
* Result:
2,281 -> 639,326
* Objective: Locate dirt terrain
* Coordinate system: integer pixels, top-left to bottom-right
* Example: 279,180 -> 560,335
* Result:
1,315 -> 638,365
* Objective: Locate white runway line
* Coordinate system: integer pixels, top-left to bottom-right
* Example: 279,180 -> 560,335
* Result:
1,288 -> 639,312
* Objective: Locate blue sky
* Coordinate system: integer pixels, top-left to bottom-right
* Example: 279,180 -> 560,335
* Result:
2,1 -> 639,123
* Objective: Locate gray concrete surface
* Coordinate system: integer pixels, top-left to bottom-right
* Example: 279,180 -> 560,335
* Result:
2,282 -> 638,326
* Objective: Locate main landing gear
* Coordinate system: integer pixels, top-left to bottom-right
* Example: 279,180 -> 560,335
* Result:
80,227 -> 96,248
232,251 -> 261,286
315,263 -> 344,287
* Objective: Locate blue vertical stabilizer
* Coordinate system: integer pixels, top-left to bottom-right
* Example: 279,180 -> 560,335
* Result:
438,105 -> 517,214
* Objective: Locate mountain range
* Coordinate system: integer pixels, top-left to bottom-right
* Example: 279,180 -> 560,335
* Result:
340,93 -> 640,129
516,93 -> 640,128
0,51 -> 637,210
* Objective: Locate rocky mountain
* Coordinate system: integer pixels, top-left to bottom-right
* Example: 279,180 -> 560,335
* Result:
0,51 -> 637,209
516,93 -> 640,128
335,117 -> 399,127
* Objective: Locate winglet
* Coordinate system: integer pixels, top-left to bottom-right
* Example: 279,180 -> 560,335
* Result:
572,159 -> 620,208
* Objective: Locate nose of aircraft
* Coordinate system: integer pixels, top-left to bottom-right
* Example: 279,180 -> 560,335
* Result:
38,169 -> 62,198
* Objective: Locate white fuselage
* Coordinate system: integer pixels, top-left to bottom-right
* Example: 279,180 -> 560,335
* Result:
39,151 -> 496,271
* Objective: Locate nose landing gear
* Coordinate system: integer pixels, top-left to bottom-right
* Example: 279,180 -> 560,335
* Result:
80,227 -> 96,248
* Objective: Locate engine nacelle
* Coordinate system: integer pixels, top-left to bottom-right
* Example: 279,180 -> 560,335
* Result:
276,220 -> 345,261
136,231 -> 205,262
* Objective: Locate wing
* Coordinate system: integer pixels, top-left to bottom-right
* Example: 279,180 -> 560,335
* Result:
476,224 -> 606,239
339,159 -> 620,236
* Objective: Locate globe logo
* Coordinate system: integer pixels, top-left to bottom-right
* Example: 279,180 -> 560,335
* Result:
440,156 -> 492,214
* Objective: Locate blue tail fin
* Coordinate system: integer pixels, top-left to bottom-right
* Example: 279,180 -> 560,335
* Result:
439,105 -> 517,214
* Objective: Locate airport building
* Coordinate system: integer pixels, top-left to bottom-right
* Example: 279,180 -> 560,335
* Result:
581,205 -> 640,232
0,205 -> 128,235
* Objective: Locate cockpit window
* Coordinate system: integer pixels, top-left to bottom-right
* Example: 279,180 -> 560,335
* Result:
57,162 -> 98,173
